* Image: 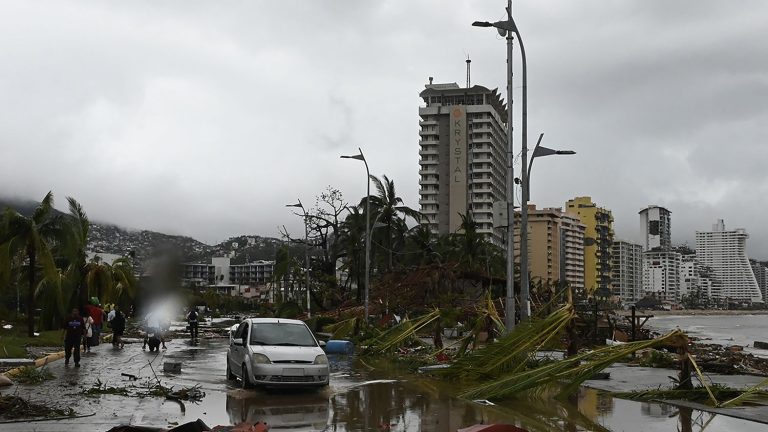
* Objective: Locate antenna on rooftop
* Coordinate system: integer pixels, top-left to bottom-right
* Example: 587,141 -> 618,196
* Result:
466,55 -> 471,88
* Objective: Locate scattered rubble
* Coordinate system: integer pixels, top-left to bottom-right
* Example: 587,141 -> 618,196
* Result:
0,395 -> 76,420
689,343 -> 768,376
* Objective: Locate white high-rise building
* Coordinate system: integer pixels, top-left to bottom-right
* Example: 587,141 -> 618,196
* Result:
695,220 -> 762,302
639,205 -> 680,303
611,240 -> 643,303
419,79 -> 508,245
639,205 -> 671,251
642,249 -> 682,302
750,259 -> 768,302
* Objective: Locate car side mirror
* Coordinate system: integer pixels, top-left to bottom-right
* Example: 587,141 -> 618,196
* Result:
232,338 -> 242,346
319,340 -> 326,348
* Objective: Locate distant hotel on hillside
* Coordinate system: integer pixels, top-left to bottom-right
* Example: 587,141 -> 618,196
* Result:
418,77 -> 508,245
182,257 -> 276,301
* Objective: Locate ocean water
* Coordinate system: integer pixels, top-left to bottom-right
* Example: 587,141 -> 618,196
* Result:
648,314 -> 768,357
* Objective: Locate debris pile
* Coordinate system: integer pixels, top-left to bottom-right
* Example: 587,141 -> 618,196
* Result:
0,395 -> 75,420
689,343 -> 768,376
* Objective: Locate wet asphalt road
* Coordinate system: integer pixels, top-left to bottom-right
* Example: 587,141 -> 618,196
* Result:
3,336 -> 768,431
0,336 -> 503,431
1,337 -> 340,431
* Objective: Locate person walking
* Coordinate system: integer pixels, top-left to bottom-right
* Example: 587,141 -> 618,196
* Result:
111,306 -> 126,349
82,313 -> 94,353
186,306 -> 200,343
84,299 -> 104,347
107,305 -> 116,324
62,308 -> 85,367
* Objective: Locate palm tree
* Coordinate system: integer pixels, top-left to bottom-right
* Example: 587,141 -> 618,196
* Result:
368,175 -> 421,271
338,206 -> 367,301
0,192 -> 60,336
84,255 -> 136,305
58,197 -> 90,308
456,212 -> 484,273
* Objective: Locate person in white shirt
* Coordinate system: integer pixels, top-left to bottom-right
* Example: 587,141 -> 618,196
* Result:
107,306 -> 116,323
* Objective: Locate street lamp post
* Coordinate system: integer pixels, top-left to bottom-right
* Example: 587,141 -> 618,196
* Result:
520,134 -> 575,320
340,148 -> 371,321
473,1 -> 519,332
286,200 -> 311,318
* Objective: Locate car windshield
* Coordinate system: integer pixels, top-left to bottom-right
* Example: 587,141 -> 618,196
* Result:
249,323 -> 317,347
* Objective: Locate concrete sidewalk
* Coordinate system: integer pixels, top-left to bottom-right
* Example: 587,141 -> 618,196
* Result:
0,337 -> 235,431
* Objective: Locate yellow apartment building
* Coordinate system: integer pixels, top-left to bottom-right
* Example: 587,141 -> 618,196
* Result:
565,196 -> 615,295
515,205 -> 586,291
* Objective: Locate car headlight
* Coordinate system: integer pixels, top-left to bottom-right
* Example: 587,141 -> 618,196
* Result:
314,354 -> 328,365
251,353 -> 271,365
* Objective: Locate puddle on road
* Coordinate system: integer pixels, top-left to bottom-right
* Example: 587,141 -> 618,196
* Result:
171,347 -> 766,432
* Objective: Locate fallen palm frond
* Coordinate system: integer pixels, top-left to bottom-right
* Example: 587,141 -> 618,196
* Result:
441,304 -> 575,381
687,352 -> 718,406
82,379 -> 130,396
460,330 -> 688,400
145,383 -> 205,401
452,293 -> 506,358
615,383 -> 768,407
324,317 -> 358,340
719,376 -> 768,407
363,309 -> 441,354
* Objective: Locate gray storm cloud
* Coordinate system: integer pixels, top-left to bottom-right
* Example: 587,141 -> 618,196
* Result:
1,0 -> 766,259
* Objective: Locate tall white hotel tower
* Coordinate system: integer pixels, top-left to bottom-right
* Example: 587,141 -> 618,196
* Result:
418,76 -> 508,245
696,219 -> 762,302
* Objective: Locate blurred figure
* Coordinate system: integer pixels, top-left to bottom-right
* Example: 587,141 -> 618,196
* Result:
62,308 -> 85,367
142,310 -> 167,350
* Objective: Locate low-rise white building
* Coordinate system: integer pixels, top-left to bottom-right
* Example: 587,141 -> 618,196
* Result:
182,257 -> 276,301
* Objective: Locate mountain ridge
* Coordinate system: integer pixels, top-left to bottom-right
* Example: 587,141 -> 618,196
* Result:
0,196 -> 295,267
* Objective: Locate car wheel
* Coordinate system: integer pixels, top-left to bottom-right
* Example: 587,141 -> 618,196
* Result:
241,364 -> 252,389
226,362 -> 236,381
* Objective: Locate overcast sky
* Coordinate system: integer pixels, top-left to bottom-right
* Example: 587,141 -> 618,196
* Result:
1,1 -> 767,258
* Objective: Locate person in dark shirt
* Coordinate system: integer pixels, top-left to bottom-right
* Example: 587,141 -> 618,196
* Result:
111,306 -> 126,349
186,307 -> 200,342
62,308 -> 85,367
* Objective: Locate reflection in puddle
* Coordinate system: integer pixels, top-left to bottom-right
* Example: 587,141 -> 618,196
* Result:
179,344 -> 766,431
227,390 -> 330,431
222,380 -> 767,432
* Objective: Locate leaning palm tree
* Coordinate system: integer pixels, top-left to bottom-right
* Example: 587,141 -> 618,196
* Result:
367,175 -> 421,271
0,192 -> 60,336
58,197 -> 90,307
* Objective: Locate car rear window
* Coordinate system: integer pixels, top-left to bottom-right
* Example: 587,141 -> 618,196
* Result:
249,323 -> 317,347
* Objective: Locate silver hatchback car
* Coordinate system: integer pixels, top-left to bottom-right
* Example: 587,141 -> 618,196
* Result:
226,318 -> 329,388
